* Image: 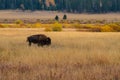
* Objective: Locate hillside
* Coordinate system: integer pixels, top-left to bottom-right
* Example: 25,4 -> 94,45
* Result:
0,0 -> 120,13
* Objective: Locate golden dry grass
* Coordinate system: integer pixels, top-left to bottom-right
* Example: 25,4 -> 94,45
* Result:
0,28 -> 120,80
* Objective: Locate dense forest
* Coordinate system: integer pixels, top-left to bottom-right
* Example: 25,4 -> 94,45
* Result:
0,0 -> 120,13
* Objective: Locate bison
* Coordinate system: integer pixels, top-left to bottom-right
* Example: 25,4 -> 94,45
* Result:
27,34 -> 51,46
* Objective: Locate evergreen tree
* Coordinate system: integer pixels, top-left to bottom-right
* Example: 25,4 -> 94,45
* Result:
63,14 -> 67,20
55,15 -> 59,21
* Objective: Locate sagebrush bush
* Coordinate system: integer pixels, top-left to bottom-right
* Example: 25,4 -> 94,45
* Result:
82,24 -> 94,29
0,24 -> 5,28
15,20 -> 24,24
52,22 -> 62,31
25,24 -> 32,28
73,23 -> 82,28
73,23 -> 94,29
34,22 -> 42,28
108,23 -> 120,32
91,27 -> 101,32
101,25 -> 114,32
45,27 -> 52,31
114,22 -> 120,26
62,24 -> 73,28
95,20 -> 106,24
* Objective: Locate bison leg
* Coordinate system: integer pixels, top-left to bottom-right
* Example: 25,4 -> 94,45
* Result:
29,42 -> 32,46
38,43 -> 44,47
38,43 -> 41,46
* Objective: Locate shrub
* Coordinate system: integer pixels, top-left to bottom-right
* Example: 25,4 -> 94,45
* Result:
15,20 -> 24,24
95,20 -> 106,24
114,22 -> 120,26
73,23 -> 82,28
101,25 -> 114,32
52,22 -> 62,31
63,23 -> 72,28
0,24 -> 5,28
45,27 -> 52,32
73,23 -> 93,29
90,26 -> 101,32
82,24 -> 94,29
25,24 -> 35,28
108,23 -> 120,32
34,22 -> 42,28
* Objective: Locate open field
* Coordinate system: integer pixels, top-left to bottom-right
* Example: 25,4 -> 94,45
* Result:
0,10 -> 120,23
0,28 -> 120,80
0,10 -> 120,20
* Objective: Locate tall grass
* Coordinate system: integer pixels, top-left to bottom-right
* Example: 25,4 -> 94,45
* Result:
0,29 -> 120,80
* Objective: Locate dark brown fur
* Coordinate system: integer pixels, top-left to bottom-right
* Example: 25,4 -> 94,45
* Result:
27,34 -> 51,46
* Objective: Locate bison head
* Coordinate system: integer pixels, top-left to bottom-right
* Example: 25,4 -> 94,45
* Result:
46,37 -> 51,45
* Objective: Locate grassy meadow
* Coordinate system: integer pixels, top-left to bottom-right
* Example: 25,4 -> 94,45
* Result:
0,28 -> 120,80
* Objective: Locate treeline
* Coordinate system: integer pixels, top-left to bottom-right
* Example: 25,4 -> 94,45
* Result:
0,0 -> 120,13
